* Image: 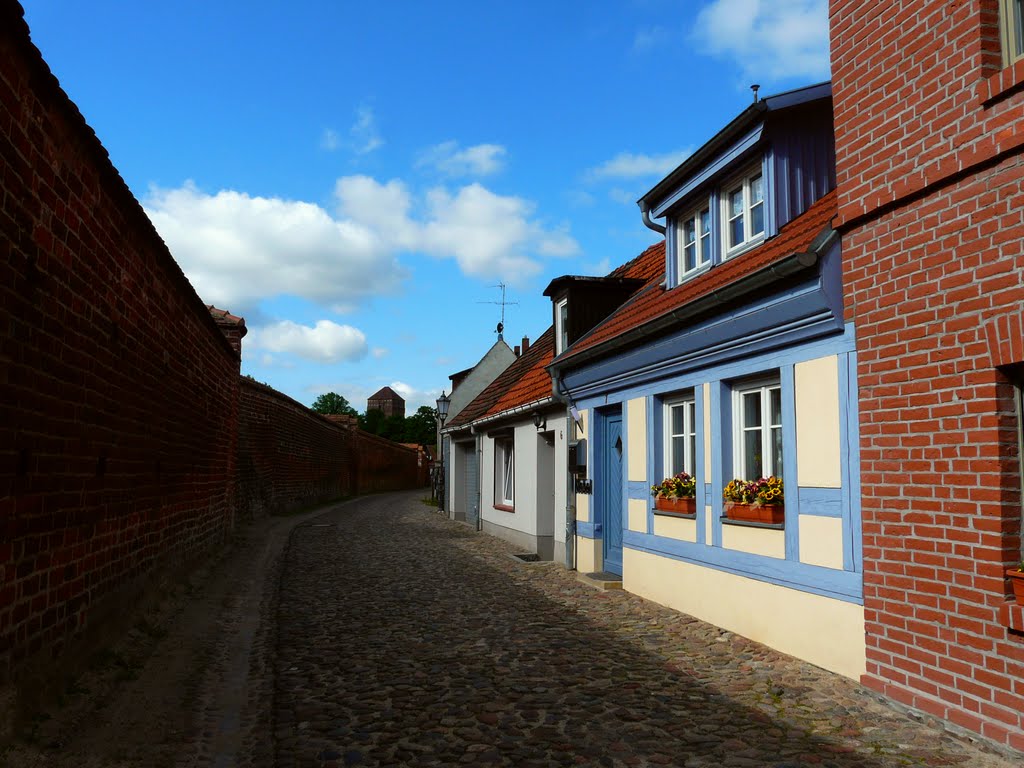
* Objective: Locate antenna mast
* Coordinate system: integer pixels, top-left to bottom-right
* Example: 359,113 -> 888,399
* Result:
476,282 -> 519,337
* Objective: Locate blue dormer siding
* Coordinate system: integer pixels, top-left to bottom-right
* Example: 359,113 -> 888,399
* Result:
768,107 -> 836,231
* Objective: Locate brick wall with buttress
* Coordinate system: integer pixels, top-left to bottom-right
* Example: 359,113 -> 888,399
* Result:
831,0 -> 1024,751
0,2 -> 240,686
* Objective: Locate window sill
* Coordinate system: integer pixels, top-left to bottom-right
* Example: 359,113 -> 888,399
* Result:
653,508 -> 696,520
673,264 -> 712,288
493,503 -> 515,513
720,516 -> 784,531
980,58 -> 1024,106
723,237 -> 766,262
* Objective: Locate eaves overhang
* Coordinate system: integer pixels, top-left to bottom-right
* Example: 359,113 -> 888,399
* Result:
440,396 -> 558,436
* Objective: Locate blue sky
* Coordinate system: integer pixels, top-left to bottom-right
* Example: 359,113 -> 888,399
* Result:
20,0 -> 829,412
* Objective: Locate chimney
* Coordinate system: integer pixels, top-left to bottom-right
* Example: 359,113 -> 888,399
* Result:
514,345 -> 521,357
521,336 -> 530,354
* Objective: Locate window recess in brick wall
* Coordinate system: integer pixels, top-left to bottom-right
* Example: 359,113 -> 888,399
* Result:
981,0 -> 1024,103
1001,0 -> 1024,67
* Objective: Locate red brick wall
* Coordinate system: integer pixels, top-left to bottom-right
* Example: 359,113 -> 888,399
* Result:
831,0 -> 1024,750
238,378 -> 422,518
0,3 -> 240,683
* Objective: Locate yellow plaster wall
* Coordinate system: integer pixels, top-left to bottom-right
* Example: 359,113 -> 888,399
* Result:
702,383 -> 712,484
623,548 -> 866,680
798,515 -> 845,569
795,356 -> 841,488
575,535 -> 602,573
627,397 -> 647,482
722,524 -> 785,559
705,506 -> 713,543
653,514 -> 697,542
575,409 -> 590,519
628,499 -> 648,533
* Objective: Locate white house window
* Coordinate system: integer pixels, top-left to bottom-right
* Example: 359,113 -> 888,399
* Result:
723,168 -> 765,255
495,437 -> 515,507
665,396 -> 697,476
1001,0 -> 1024,66
677,204 -> 712,280
734,379 -> 782,480
555,298 -> 568,355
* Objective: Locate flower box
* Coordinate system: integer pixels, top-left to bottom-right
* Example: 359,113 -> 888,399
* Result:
1007,568 -> 1024,605
654,497 -> 696,514
724,502 -> 785,525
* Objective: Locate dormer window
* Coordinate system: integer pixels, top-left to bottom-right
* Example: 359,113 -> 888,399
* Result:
679,203 -> 712,277
555,298 -> 568,354
668,159 -> 766,286
723,167 -> 765,257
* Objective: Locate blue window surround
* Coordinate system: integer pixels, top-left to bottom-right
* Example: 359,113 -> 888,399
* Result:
572,322 -> 862,605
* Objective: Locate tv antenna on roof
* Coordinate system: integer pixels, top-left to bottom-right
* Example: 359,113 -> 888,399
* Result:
477,282 -> 518,338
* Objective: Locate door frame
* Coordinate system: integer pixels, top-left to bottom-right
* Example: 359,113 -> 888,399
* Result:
595,406 -> 624,575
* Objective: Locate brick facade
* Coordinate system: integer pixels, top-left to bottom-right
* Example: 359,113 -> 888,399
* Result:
0,1 -> 240,684
831,0 -> 1024,750
238,378 -> 424,518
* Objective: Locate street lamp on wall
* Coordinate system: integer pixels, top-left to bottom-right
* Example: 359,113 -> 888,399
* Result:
532,411 -> 546,430
435,391 -> 451,513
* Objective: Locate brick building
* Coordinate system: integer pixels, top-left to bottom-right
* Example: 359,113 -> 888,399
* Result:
367,386 -> 405,419
831,0 -> 1024,751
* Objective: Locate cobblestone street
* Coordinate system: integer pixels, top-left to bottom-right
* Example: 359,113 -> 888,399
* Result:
5,491 -> 1021,768
271,492 -> 1018,768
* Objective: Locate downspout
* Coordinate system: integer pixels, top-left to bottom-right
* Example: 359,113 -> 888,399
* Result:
639,198 -> 666,235
552,374 -> 577,570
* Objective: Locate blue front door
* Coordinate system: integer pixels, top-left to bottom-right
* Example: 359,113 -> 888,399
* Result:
599,410 -> 624,575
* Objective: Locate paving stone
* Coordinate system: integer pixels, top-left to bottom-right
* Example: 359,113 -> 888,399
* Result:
264,491 -> 1022,768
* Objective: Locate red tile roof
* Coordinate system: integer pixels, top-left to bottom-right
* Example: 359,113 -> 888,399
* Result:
558,190 -> 837,363
446,328 -> 555,429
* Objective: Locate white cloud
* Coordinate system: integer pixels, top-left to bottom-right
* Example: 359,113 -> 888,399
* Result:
632,26 -> 669,52
692,0 -> 829,82
320,128 -> 340,151
371,347 -> 389,359
248,319 -> 368,363
416,141 -> 507,177
587,149 -> 692,181
147,173 -> 579,311
608,188 -> 638,205
351,105 -> 383,155
336,177 -> 579,284
144,182 -> 407,315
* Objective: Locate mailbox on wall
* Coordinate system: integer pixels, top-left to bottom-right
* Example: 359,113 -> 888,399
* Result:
568,439 -> 592,494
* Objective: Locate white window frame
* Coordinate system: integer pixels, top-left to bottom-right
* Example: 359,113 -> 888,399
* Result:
721,165 -> 765,258
675,201 -> 713,283
555,298 -> 568,355
494,437 -> 515,507
1001,0 -> 1024,67
664,395 -> 697,478
732,377 -> 782,481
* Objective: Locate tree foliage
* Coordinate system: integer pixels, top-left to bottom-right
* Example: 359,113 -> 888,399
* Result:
359,404 -> 438,444
311,392 -> 358,417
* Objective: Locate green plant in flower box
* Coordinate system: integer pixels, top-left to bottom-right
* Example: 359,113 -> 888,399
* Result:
651,472 -> 697,499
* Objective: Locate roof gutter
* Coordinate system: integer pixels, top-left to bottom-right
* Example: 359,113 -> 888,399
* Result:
550,226 -> 837,377
441,396 -> 557,435
638,198 -> 666,235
